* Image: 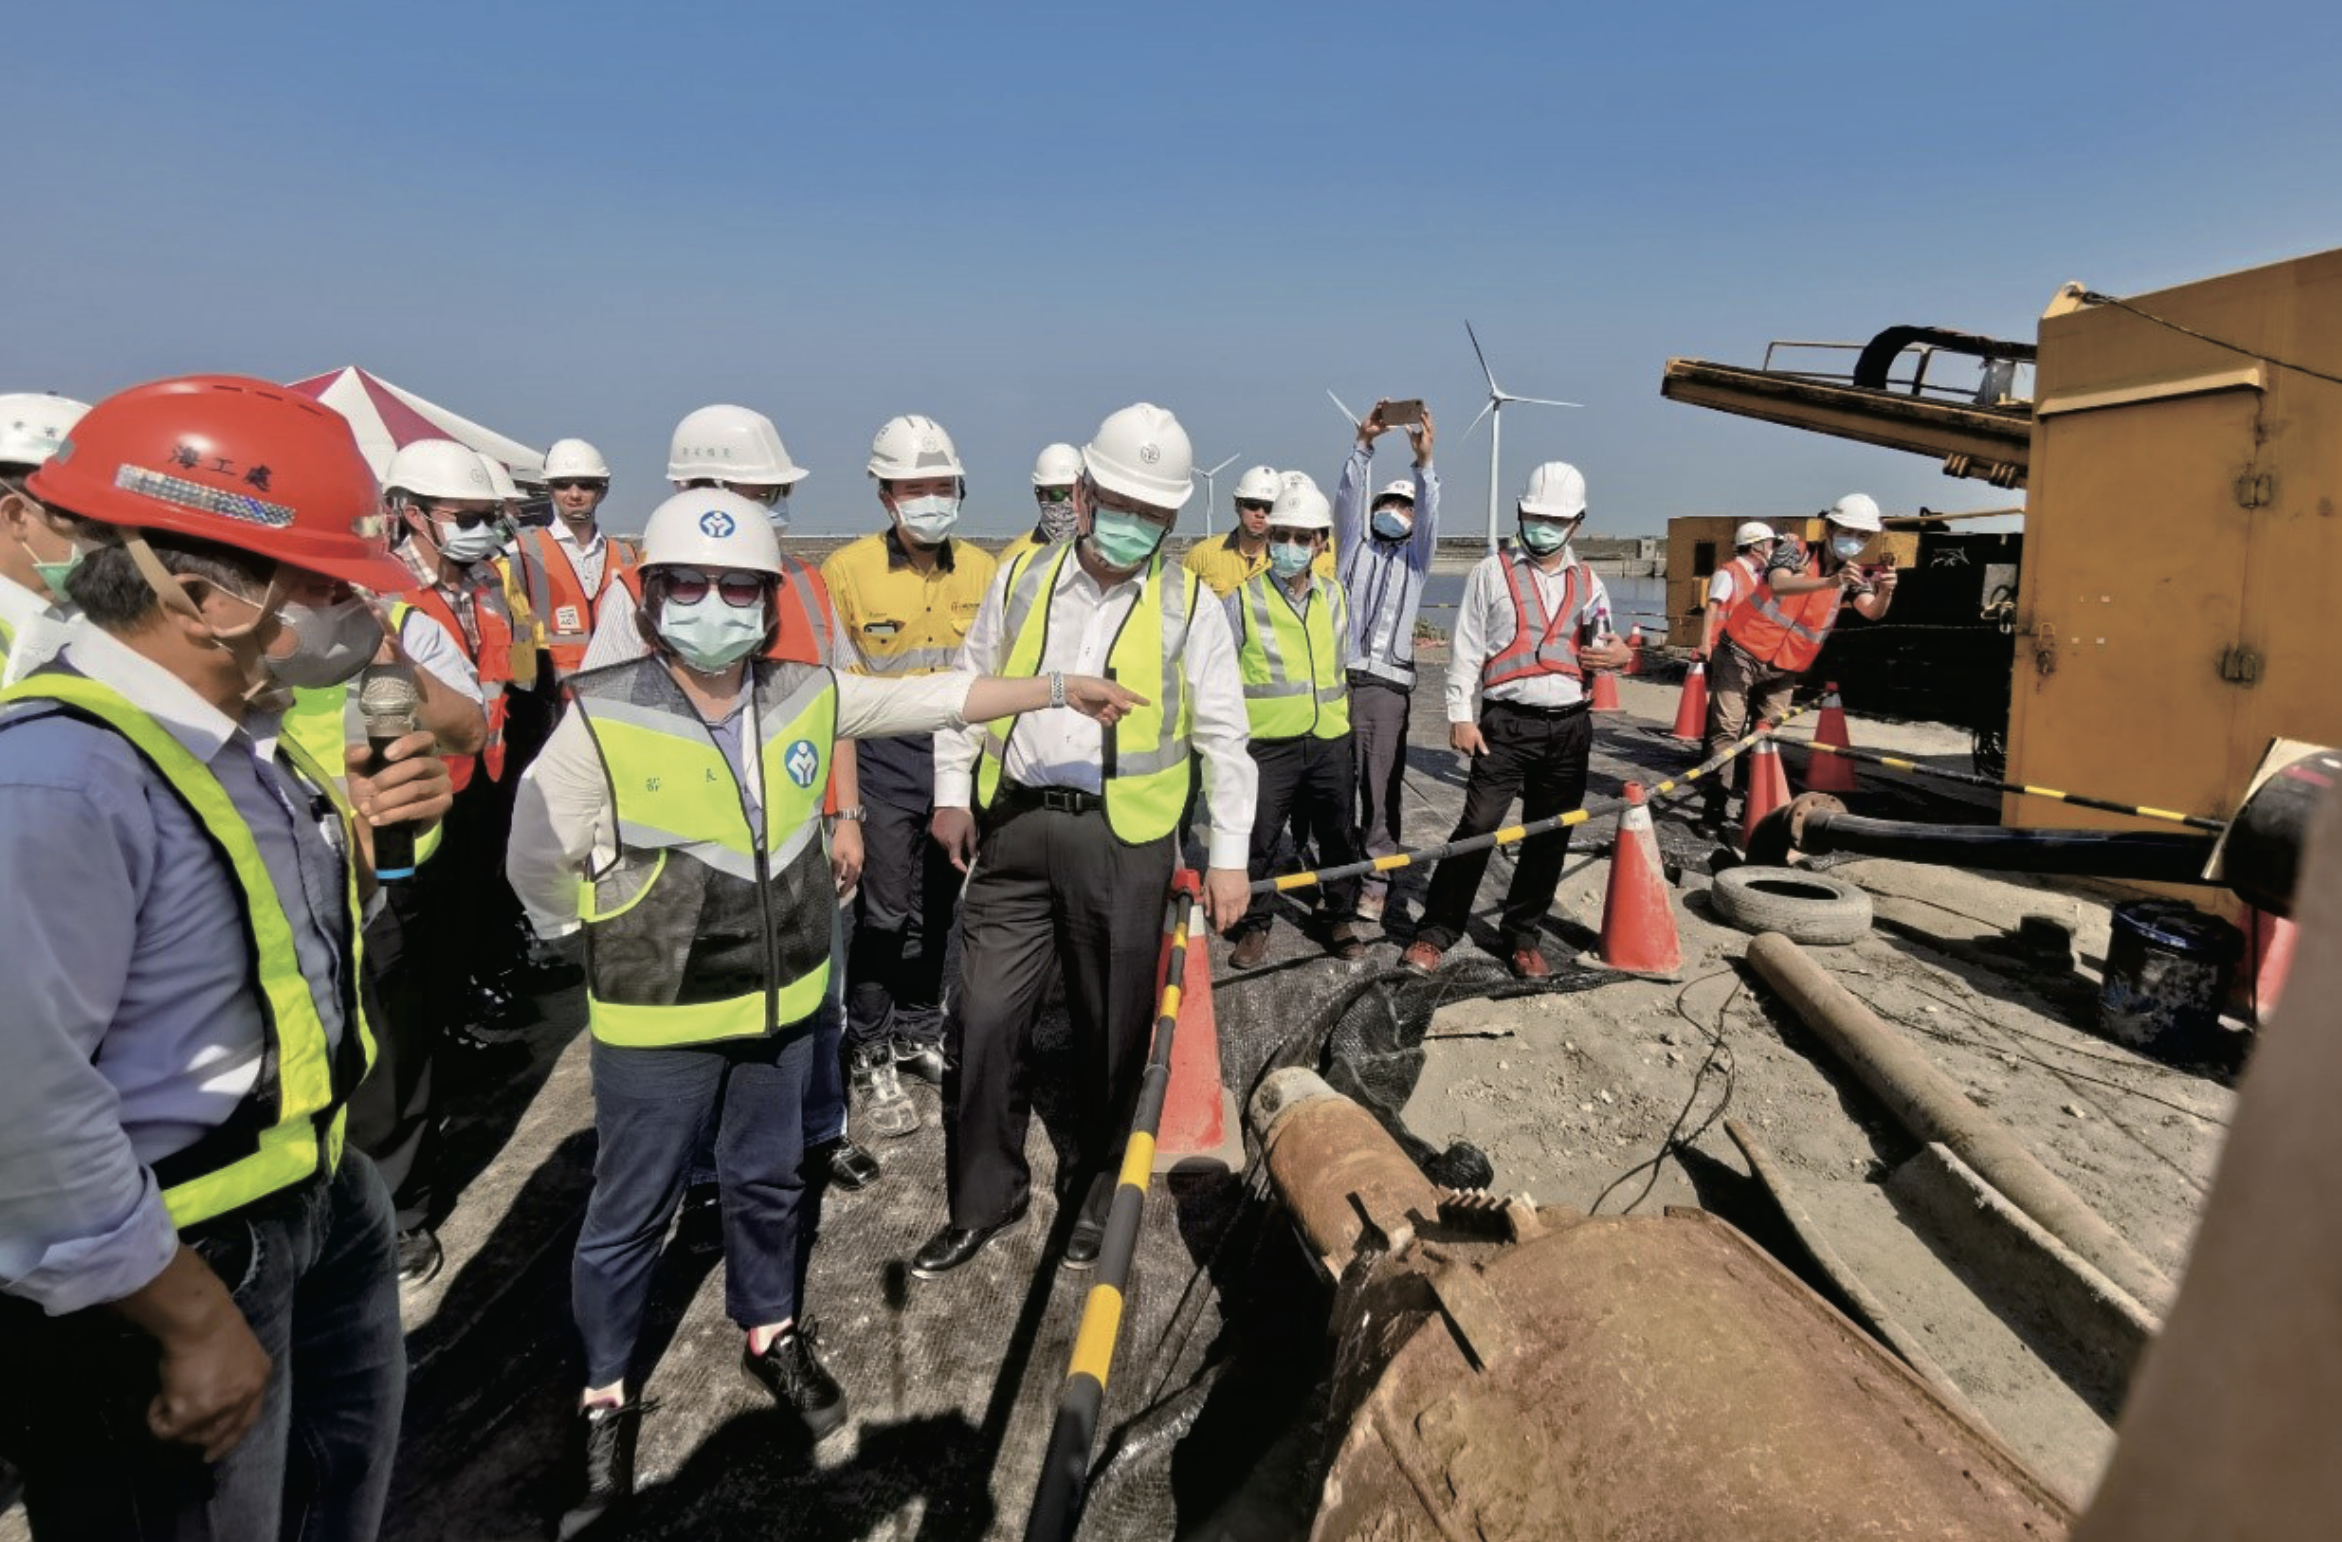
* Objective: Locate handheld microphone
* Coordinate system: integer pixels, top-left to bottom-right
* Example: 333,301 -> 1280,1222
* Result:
358,663 -> 422,882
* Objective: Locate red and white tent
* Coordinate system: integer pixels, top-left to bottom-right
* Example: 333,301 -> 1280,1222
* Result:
286,366 -> 544,482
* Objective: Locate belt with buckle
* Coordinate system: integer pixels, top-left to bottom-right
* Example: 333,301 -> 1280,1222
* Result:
1490,697 -> 1590,719
998,781 -> 1103,815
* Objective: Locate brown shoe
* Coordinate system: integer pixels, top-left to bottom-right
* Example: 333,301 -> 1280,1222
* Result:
1229,931 -> 1270,970
1509,947 -> 1551,981
1401,941 -> 1444,974
1326,925 -> 1367,963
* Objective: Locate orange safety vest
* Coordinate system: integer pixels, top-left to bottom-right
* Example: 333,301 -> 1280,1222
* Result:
613,554 -> 833,668
1712,553 -> 1764,626
1723,549 -> 1843,671
1481,549 -> 1591,689
519,528 -> 640,674
399,584 -> 515,791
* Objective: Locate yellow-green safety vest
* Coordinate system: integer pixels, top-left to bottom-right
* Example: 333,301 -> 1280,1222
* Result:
1233,570 -> 1351,741
975,544 -> 1196,846
0,672 -> 376,1229
283,685 -> 444,865
570,655 -> 838,1048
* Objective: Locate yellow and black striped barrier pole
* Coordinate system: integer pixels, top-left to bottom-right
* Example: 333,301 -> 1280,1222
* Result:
1025,878 -> 1202,1542
1249,705 -> 1813,896
1798,740 -> 2227,832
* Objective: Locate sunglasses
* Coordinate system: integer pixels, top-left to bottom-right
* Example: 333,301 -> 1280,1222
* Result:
549,479 -> 607,493
720,481 -> 791,508
1234,499 -> 1273,515
429,507 -> 501,531
659,567 -> 768,608
1035,486 -> 1073,504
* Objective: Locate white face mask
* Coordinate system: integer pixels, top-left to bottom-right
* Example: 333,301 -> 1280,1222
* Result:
436,520 -> 502,565
266,594 -> 386,689
895,493 -> 960,544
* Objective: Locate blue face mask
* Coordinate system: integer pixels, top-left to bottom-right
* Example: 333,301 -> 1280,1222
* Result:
1268,542 -> 1313,579
1086,508 -> 1168,571
658,592 -> 768,671
1830,533 -> 1867,561
1371,508 -> 1413,541
1518,517 -> 1572,555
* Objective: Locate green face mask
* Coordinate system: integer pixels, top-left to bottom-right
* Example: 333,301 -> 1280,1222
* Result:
20,537 -> 81,605
1086,508 -> 1168,571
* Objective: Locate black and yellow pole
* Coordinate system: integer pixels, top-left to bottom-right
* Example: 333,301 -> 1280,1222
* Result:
1025,877 -> 1201,1542
1799,740 -> 2227,832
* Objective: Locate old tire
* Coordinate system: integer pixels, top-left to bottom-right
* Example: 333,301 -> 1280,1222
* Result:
1708,866 -> 1874,945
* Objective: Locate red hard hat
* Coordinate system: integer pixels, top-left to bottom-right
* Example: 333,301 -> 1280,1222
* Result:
28,374 -> 410,592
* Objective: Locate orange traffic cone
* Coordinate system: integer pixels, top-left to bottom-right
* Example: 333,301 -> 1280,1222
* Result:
1806,682 -> 1858,793
1589,668 -> 1622,712
1740,729 -> 1792,850
1669,661 -> 1709,742
1153,871 -> 1244,1172
1624,624 -> 1646,676
1583,784 -> 1682,975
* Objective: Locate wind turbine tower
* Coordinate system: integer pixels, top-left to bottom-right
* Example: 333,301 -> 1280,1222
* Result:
1191,453 -> 1239,536
1461,321 -> 1579,554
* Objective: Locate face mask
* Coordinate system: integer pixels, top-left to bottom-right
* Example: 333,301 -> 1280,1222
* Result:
1085,508 -> 1168,572
765,494 -> 791,533
1518,518 -> 1572,555
1037,499 -> 1080,544
21,538 -> 82,604
1371,508 -> 1413,542
1269,542 -> 1313,579
436,521 -> 502,565
658,591 -> 767,672
265,594 -> 386,689
895,494 -> 960,544
1830,533 -> 1867,561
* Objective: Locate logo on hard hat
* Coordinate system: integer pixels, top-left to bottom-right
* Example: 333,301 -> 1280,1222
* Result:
698,509 -> 737,538
920,431 -> 942,452
785,739 -> 821,789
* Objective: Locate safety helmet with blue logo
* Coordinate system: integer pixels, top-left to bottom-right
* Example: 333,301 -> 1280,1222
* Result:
639,488 -> 785,577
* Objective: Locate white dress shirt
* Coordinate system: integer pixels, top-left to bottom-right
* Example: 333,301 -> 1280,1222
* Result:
934,552 -> 1258,870
1445,546 -> 1613,722
550,520 -> 609,599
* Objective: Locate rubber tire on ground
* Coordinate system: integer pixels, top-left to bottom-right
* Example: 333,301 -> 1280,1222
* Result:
1707,865 -> 1874,945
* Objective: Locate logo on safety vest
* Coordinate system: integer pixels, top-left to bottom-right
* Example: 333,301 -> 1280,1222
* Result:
698,508 -> 737,538
785,738 -> 821,789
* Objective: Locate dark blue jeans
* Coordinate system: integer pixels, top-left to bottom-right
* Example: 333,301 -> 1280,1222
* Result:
574,1028 -> 814,1389
0,1151 -> 405,1541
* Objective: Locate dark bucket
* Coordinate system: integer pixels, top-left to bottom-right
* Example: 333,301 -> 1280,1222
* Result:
2098,900 -> 2244,1058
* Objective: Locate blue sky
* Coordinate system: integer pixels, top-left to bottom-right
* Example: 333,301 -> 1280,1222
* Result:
14,1 -> 2341,537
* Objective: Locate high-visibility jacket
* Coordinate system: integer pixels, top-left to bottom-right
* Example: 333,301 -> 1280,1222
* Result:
1711,553 -> 1764,626
1724,549 -> 1843,672
570,656 -> 837,1048
975,544 -> 1196,846
0,672 -> 375,1228
999,528 -> 1050,570
1481,549 -> 1593,689
1233,571 -> 1351,741
394,583 -> 517,790
615,554 -> 835,668
283,685 -> 445,865
822,532 -> 995,677
516,528 -> 640,675
1181,532 -> 1337,601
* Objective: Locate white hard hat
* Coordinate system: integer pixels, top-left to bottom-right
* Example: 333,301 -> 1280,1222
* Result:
867,414 -> 965,481
1031,442 -> 1083,487
476,454 -> 524,503
544,437 -> 610,481
639,489 -> 785,577
1279,470 -> 1321,495
1232,465 -> 1281,503
1268,483 -> 1334,533
0,392 -> 91,469
1518,461 -> 1587,519
1374,478 -> 1417,505
1827,492 -> 1884,533
1733,520 -> 1778,548
1081,402 -> 1194,511
667,405 -> 807,486
386,438 -> 498,502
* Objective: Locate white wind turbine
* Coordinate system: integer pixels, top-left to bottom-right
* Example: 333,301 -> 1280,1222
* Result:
1190,453 -> 1239,536
1326,389 -> 1361,427
1460,320 -> 1579,554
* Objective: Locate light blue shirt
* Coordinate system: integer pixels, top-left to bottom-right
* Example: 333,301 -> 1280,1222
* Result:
0,628 -> 355,1315
1333,442 -> 1441,685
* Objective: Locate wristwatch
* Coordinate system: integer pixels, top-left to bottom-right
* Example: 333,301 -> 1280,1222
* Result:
828,805 -> 869,824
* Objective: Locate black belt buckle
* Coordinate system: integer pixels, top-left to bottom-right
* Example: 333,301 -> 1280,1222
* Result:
1036,787 -> 1097,813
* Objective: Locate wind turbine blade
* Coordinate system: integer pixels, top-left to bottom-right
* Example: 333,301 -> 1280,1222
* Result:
1204,453 -> 1239,475
1513,396 -> 1583,409
1465,320 -> 1499,393
1325,389 -> 1359,426
1460,397 -> 1497,442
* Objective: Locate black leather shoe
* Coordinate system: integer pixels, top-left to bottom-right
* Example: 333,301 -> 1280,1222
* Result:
1061,1173 -> 1114,1272
557,1401 -> 640,1539
816,1138 -> 881,1191
741,1321 -> 847,1440
893,1037 -> 948,1086
395,1226 -> 444,1288
910,1203 -> 1029,1280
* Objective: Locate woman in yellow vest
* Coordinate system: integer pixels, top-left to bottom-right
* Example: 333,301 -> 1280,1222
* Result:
505,489 -> 1139,1536
1226,482 -> 1371,969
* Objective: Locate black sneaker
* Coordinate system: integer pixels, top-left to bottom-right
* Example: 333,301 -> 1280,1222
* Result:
396,1226 -> 444,1288
892,1036 -> 948,1086
557,1401 -> 640,1540
814,1138 -> 882,1191
741,1321 -> 848,1440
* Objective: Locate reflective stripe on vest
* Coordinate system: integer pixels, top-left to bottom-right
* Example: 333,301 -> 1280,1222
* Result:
1236,572 -> 1351,741
1481,551 -> 1589,689
823,533 -> 994,678
975,545 -> 1195,843
394,586 -> 514,788
1714,554 -> 1762,626
1722,552 -> 1842,671
571,657 -> 837,1048
521,529 -> 640,673
0,673 -> 374,1229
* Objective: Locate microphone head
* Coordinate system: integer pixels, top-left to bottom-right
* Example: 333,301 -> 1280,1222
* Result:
357,663 -> 420,737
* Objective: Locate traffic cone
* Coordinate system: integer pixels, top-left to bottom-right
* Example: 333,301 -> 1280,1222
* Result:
1805,682 -> 1858,793
1589,668 -> 1623,712
1669,661 -> 1709,742
1153,870 -> 1244,1173
1583,784 -> 1682,976
1624,624 -> 1646,676
1740,729 -> 1792,850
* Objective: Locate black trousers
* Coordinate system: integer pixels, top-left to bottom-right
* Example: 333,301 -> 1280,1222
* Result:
943,804 -> 1174,1228
1239,733 -> 1365,934
846,796 -> 959,1050
349,893 -> 439,1231
1415,701 -> 1594,954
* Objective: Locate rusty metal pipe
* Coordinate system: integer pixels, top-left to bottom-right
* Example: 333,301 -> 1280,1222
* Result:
1248,1068 -> 1442,1274
1746,931 -> 2175,1317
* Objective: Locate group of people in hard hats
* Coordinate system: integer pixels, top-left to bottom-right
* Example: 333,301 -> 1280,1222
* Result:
0,372 -> 1893,1540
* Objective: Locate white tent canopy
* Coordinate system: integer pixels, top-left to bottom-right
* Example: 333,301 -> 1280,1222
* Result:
287,366 -> 544,483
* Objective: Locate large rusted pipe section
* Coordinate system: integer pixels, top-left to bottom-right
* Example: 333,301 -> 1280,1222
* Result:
1745,930 -> 2175,1316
